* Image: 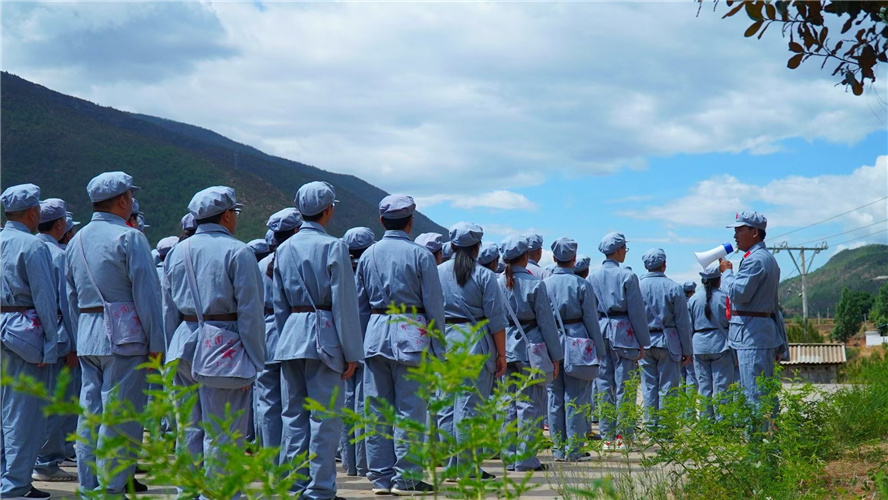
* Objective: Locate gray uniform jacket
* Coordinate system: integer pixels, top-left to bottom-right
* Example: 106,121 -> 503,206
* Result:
162,223 -> 265,372
37,233 -> 74,357
688,288 -> 730,355
639,271 -> 693,359
1,221 -> 59,363
544,267 -> 606,359
357,230 -> 446,363
273,221 -> 364,364
498,266 -> 564,363
721,241 -> 788,355
66,212 -> 163,356
586,259 -> 651,350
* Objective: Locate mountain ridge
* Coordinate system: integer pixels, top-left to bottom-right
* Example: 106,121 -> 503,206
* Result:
0,71 -> 446,243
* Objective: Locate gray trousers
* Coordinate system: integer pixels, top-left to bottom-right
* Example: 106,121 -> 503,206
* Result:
1,349 -> 50,497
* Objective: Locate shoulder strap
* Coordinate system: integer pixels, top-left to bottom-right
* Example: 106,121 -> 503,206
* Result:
77,238 -> 107,304
181,239 -> 205,326
499,284 -> 529,343
368,245 -> 393,309
551,298 -> 567,336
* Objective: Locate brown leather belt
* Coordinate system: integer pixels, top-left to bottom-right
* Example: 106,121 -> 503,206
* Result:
81,307 -> 104,314
183,313 -> 237,322
733,310 -> 772,318
445,317 -> 474,324
372,307 -> 426,315
562,318 -> 584,325
2,306 -> 33,312
291,305 -> 332,313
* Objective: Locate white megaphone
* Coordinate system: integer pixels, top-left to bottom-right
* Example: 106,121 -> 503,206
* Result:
695,243 -> 734,269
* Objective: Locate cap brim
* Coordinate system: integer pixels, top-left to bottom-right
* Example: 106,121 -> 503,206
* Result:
73,221 -> 82,226
725,222 -> 746,228
130,185 -> 141,193
234,203 -> 244,210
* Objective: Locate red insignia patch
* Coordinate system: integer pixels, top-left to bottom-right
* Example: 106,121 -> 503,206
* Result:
743,251 -> 751,259
726,297 -> 731,319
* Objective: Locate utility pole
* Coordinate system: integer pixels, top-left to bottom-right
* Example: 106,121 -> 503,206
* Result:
770,241 -> 828,342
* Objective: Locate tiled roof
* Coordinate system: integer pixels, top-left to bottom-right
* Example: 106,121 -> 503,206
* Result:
781,343 -> 847,365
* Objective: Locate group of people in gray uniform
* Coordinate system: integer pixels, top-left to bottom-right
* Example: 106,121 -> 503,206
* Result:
1,171 -> 788,499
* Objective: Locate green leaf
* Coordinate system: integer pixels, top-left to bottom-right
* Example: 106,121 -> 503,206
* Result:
745,20 -> 764,37
787,53 -> 804,69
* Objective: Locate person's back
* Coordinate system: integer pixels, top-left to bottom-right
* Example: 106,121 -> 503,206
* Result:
586,233 -> 650,451
273,181 -> 362,500
162,187 -> 264,495
690,263 -> 733,420
65,171 -> 162,496
0,184 -> 59,499
637,249 -> 692,430
356,195 -> 444,495
543,238 -> 605,462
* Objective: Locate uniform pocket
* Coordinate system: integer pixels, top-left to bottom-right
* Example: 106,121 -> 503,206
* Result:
104,302 -> 148,356
611,319 -> 640,349
525,341 -> 554,384
564,337 -> 599,380
392,314 -> 431,354
0,310 -> 44,364
191,323 -> 257,389
315,310 -> 345,373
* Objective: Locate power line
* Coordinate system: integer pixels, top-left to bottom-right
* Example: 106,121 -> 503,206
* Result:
831,227 -> 888,248
792,218 -> 888,246
769,196 -> 888,241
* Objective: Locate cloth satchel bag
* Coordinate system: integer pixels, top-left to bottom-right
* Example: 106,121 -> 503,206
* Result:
501,287 -> 554,385
182,240 -> 256,389
552,306 -> 598,381
77,239 -> 148,356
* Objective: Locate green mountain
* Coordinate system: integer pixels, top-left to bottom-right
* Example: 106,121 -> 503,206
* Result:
778,244 -> 888,317
0,72 -> 447,243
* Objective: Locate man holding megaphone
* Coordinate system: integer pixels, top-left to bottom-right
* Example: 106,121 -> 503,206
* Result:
718,211 -> 789,419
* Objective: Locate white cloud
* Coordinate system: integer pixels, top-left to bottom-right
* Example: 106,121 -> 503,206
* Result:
415,190 -> 538,212
620,156 -> 888,244
3,2 -> 885,198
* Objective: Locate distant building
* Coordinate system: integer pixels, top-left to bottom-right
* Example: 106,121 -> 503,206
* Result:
865,330 -> 888,347
780,343 -> 847,384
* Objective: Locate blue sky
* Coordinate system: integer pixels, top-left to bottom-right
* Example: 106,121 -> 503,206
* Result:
3,1 -> 887,286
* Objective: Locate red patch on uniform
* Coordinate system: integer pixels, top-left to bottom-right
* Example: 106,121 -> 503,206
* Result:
222,348 -> 237,360
725,297 -> 731,319
743,251 -> 751,259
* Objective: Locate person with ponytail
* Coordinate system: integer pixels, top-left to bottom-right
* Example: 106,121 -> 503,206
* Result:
688,262 -> 732,420
543,238 -> 606,462
338,226 -> 376,478
498,235 -> 563,472
254,207 -> 301,461
435,223 -> 507,480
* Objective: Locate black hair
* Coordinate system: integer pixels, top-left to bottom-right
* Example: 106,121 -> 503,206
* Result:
195,212 -> 225,226
555,258 -> 573,266
453,242 -> 480,287
37,218 -> 63,233
503,251 -> 527,289
483,258 -> 498,273
381,216 -> 412,231
701,277 -> 722,320
758,229 -> 766,240
575,269 -> 589,279
302,211 -> 324,222
92,192 -> 127,211
179,228 -> 196,241
266,229 -> 301,278
350,246 -> 369,261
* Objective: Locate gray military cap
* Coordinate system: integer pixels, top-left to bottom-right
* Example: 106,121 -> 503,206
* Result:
727,211 -> 767,230
415,232 -> 444,253
682,281 -> 697,293
1,184 -> 41,212
700,262 -> 722,280
598,232 -> 627,255
65,212 -> 81,233
642,248 -> 666,270
247,238 -> 270,255
342,227 -> 376,251
442,241 -> 453,261
524,233 -> 543,251
574,254 -> 591,274
295,181 -> 337,217
39,198 -> 67,224
181,213 -> 197,231
156,236 -> 179,258
501,235 -> 530,261
267,208 -> 303,232
551,237 -> 578,262
131,198 -> 142,216
379,194 -> 416,220
477,241 -> 500,266
188,186 -> 243,220
87,171 -> 140,203
449,222 -> 483,248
